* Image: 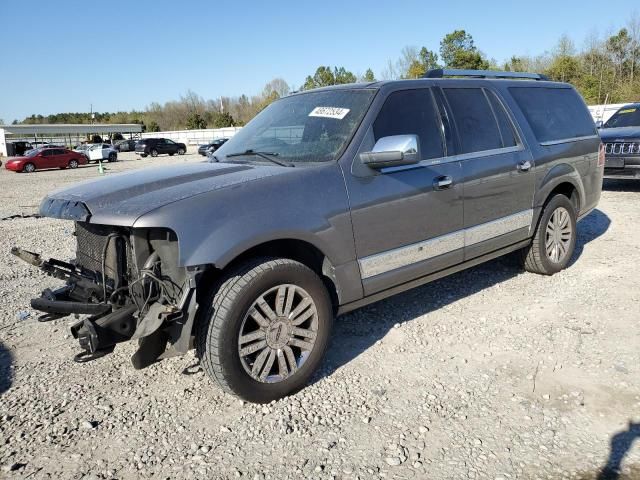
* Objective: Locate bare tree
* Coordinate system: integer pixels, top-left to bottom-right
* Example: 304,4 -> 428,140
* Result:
627,12 -> 640,84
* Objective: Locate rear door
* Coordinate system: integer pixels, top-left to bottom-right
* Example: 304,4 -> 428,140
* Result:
52,148 -> 69,167
346,88 -> 464,296
156,139 -> 168,153
88,145 -> 102,161
440,86 -> 535,260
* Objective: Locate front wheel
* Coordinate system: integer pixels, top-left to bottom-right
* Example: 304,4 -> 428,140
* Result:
177,148 -> 185,155
522,194 -> 577,275
196,258 -> 333,403
140,153 -> 148,158
108,153 -> 117,162
23,162 -> 36,173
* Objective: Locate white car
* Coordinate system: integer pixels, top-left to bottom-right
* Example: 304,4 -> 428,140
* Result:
85,143 -> 118,163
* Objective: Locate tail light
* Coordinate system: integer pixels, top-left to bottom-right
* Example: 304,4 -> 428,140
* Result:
598,143 -> 605,167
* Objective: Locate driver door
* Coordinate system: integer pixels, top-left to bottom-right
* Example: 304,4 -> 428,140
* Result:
344,88 -> 464,296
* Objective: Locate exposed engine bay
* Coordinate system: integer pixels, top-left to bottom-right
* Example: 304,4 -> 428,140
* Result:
12,222 -> 202,367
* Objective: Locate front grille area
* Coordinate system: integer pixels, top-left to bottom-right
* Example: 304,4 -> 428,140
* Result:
75,222 -> 129,287
604,142 -> 640,156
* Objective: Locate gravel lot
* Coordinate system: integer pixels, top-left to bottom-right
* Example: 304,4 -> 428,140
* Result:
0,153 -> 639,479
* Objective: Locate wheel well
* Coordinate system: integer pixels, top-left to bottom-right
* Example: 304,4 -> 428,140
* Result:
547,182 -> 579,212
198,239 -> 340,312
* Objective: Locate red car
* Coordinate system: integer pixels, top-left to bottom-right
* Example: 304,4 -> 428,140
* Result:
4,148 -> 88,173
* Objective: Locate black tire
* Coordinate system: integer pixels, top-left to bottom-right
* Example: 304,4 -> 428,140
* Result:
177,148 -> 185,155
168,153 -> 174,156
140,153 -> 148,158
522,194 -> 577,275
150,149 -> 158,158
108,153 -> 117,162
23,162 -> 35,173
196,257 -> 333,403
68,159 -> 79,169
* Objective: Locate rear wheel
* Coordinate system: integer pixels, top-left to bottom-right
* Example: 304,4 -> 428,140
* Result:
108,152 -> 117,162
150,149 -> 158,157
23,162 -> 35,173
522,194 -> 577,275
196,258 -> 333,403
68,159 -> 79,169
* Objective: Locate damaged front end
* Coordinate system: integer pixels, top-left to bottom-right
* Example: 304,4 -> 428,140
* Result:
13,222 -> 203,367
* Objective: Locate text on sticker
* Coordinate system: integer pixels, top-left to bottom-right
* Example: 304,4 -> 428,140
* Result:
308,107 -> 350,120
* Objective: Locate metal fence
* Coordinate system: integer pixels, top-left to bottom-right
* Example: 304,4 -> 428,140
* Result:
140,127 -> 242,146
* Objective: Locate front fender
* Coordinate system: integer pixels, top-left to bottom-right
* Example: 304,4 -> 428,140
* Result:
133,163 -> 356,270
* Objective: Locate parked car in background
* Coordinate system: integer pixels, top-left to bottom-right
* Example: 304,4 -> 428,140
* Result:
15,69 -> 603,403
135,138 -> 186,157
198,138 -> 228,156
4,147 -> 87,173
74,144 -> 90,155
7,141 -> 34,156
598,103 -> 640,179
86,143 -> 118,163
115,139 -> 138,152
24,143 -> 65,156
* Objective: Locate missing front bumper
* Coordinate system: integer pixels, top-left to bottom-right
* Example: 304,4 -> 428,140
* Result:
12,246 -> 201,367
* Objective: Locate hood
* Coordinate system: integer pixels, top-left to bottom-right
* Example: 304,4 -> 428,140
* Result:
599,126 -> 640,142
40,161 -> 287,225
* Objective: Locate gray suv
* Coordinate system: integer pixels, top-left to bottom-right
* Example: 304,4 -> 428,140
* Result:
14,69 -> 603,403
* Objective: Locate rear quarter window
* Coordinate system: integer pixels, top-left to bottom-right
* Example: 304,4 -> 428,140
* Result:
509,87 -> 596,144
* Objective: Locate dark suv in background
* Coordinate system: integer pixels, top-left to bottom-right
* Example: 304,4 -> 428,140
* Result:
135,138 -> 187,157
198,138 -> 228,156
15,69 -> 603,403
598,103 -> 640,179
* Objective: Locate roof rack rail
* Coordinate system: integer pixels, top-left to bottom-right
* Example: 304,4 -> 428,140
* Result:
424,69 -> 549,81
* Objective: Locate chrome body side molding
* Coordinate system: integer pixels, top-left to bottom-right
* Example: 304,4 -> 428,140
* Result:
358,209 -> 533,279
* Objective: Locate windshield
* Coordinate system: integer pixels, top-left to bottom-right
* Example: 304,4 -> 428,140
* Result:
215,89 -> 376,163
604,106 -> 640,128
25,149 -> 40,157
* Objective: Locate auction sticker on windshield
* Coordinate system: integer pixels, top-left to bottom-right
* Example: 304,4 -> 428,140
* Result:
309,107 -> 350,120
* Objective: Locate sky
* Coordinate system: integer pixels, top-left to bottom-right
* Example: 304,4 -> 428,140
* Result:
0,0 -> 638,123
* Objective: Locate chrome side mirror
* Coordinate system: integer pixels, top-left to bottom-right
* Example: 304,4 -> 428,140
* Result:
360,134 -> 421,169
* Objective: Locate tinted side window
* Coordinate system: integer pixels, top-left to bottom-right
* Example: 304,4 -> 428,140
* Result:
444,88 -> 502,154
486,90 -> 518,147
509,87 -> 596,143
373,89 -> 444,160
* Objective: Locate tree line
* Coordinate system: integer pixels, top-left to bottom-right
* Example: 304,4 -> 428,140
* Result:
13,16 -> 640,131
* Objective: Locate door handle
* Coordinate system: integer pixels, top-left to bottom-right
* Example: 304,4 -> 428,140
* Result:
517,160 -> 532,172
433,175 -> 453,190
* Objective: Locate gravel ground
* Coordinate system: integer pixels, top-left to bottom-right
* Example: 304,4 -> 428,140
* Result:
0,154 -> 639,479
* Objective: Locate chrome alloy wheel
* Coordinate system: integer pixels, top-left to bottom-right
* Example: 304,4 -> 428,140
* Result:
545,207 -> 572,263
238,284 -> 318,383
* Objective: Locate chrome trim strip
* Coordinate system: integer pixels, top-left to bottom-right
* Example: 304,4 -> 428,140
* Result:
465,210 -> 533,246
380,145 -> 524,174
358,231 -> 465,279
358,209 -> 534,279
540,135 -> 599,146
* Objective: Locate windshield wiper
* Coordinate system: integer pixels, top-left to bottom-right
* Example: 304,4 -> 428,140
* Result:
225,149 -> 294,167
